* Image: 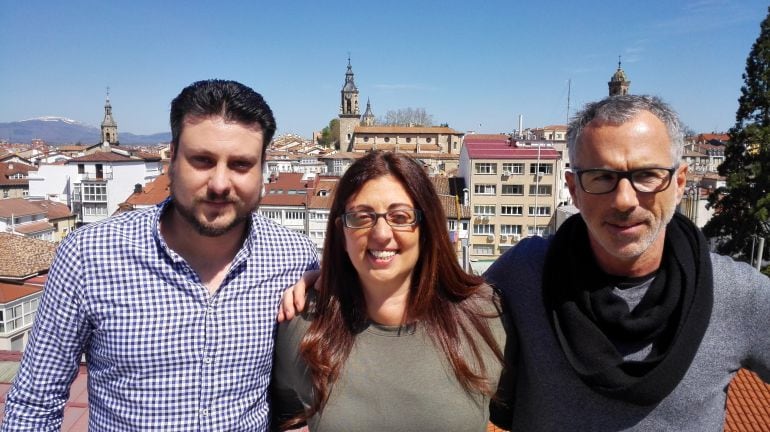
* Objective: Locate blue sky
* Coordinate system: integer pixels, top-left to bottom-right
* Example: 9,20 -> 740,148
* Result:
1,0 -> 767,138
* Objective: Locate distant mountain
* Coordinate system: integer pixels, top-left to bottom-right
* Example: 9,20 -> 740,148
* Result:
0,118 -> 171,145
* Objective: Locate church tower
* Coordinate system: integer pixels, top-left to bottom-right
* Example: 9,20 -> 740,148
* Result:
101,88 -> 119,145
337,57 -> 361,150
361,98 -> 375,126
608,57 -> 631,96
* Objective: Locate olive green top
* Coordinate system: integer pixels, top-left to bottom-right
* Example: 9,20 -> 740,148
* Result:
271,290 -> 507,432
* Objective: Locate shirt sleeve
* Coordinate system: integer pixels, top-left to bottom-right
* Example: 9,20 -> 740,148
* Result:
745,265 -> 770,382
488,299 -> 517,430
1,234 -> 92,431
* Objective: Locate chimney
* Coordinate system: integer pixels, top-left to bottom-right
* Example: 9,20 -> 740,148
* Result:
518,115 -> 523,139
133,184 -> 143,194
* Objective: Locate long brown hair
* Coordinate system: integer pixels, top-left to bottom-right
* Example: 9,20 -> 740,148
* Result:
298,151 -> 503,422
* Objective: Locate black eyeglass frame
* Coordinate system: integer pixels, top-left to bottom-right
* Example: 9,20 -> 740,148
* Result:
573,166 -> 678,195
342,208 -> 423,229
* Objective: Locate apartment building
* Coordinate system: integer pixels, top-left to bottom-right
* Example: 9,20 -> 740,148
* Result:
27,144 -> 162,225
459,134 -> 562,261
258,172 -> 312,234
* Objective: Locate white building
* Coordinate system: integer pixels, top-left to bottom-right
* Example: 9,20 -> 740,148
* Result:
28,144 -> 162,224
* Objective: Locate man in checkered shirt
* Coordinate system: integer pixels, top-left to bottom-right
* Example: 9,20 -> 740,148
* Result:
1,80 -> 319,431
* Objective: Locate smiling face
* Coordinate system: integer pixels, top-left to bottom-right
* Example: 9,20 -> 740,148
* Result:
168,116 -> 264,237
565,110 -> 687,276
343,175 -> 421,298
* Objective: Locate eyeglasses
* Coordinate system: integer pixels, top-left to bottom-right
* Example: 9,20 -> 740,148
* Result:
574,167 -> 677,194
342,208 -> 422,229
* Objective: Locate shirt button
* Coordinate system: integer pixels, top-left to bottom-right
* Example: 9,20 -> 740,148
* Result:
201,408 -> 209,416
206,307 -> 214,314
204,357 -> 213,364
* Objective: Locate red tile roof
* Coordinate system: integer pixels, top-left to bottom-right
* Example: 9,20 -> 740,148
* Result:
261,173 -> 311,206
354,126 -> 462,135
124,173 -> 170,206
725,369 -> 770,432
67,151 -> 135,163
12,220 -> 54,235
0,199 -> 73,220
0,281 -> 41,303
463,139 -> 561,160
0,199 -> 45,218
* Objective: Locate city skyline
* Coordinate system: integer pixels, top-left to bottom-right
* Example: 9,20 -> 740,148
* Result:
1,0 -> 767,138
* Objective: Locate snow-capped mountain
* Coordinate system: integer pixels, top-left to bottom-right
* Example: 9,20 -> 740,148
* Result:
0,118 -> 170,145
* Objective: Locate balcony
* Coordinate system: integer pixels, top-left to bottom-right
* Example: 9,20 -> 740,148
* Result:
79,172 -> 113,181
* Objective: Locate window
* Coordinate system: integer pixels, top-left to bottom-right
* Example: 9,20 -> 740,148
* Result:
83,204 -> 108,216
473,244 -> 494,255
528,184 -> 552,196
501,205 -> 523,216
528,206 -> 551,216
78,164 -> 85,174
260,210 -> 281,219
426,137 -> 432,143
83,183 -> 107,201
500,224 -> 522,235
406,137 -> 412,143
285,211 -> 305,220
474,184 -> 496,195
530,163 -> 553,175
501,184 -> 523,195
473,224 -> 495,235
474,205 -> 495,216
527,225 -> 549,236
502,163 -> 524,175
384,137 -> 390,143
474,163 -> 496,175
364,137 -> 369,142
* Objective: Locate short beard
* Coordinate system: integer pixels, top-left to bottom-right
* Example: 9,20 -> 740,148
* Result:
172,196 -> 251,237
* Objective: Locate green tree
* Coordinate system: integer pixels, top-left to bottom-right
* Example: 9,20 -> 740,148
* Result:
703,6 -> 770,262
318,118 -> 339,148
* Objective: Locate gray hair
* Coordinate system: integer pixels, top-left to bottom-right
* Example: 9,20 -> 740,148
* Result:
566,95 -> 684,167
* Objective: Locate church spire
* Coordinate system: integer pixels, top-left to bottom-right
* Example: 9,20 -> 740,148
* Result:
361,98 -> 375,126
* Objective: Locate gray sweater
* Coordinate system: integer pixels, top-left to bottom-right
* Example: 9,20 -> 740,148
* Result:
485,236 -> 770,431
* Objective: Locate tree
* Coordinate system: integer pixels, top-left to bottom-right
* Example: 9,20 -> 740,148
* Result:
703,6 -> 770,263
378,107 -> 434,127
317,118 -> 339,148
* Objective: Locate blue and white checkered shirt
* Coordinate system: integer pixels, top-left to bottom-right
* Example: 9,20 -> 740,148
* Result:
1,200 -> 319,431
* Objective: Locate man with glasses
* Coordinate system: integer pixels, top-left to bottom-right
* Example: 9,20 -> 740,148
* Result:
486,94 -> 770,431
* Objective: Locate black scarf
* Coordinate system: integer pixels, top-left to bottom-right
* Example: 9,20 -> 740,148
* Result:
543,212 -> 713,405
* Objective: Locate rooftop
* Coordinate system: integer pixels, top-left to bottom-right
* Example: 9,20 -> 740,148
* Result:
0,233 -> 56,279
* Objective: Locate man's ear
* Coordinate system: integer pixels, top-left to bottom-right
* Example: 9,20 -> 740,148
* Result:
674,162 -> 688,204
565,171 -> 580,209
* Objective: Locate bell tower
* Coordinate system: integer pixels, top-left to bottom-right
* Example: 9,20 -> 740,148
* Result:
608,57 -> 631,96
337,56 -> 361,150
101,87 -> 119,145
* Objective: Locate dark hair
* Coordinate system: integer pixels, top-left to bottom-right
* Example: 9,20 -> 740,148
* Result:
296,151 -> 503,423
169,79 -> 276,161
567,94 -> 684,166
